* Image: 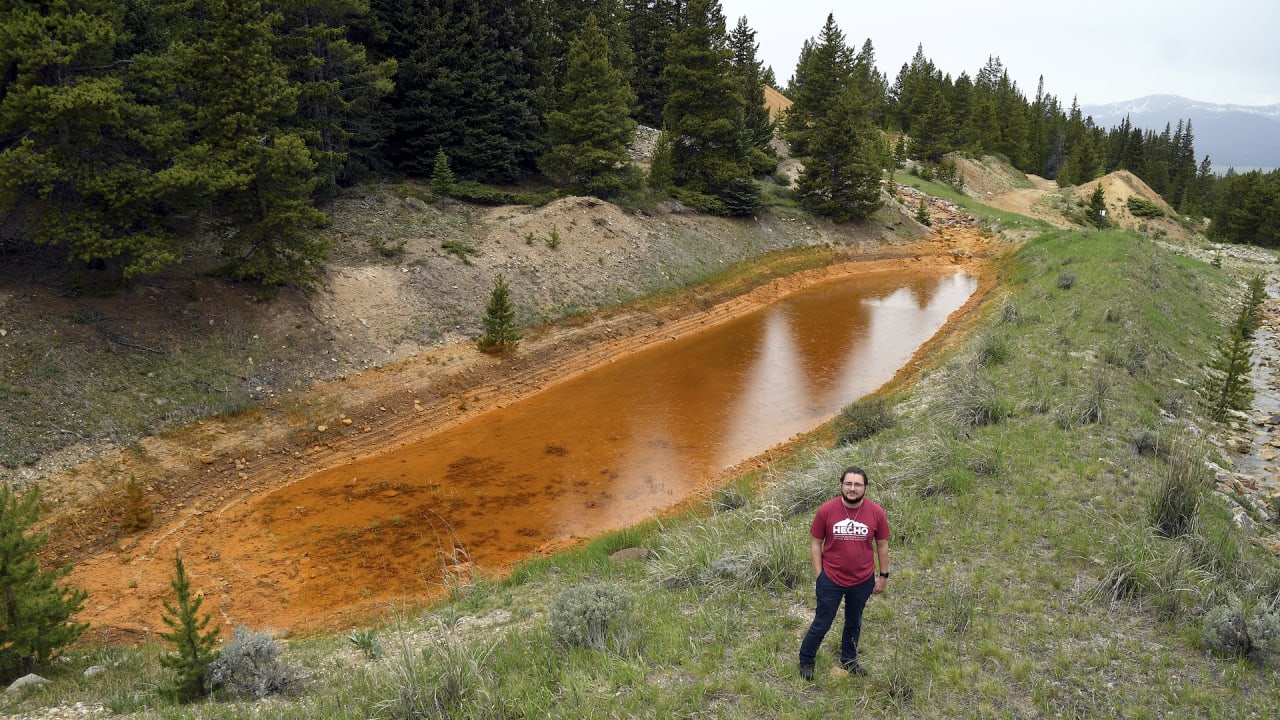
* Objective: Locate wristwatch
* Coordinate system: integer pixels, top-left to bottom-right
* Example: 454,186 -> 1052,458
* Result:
879,572 -> 890,578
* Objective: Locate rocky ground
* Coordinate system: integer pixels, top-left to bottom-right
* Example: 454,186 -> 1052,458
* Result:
1213,286 -> 1280,553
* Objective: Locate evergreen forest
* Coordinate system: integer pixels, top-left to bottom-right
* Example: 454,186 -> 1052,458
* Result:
3,0 -> 1278,290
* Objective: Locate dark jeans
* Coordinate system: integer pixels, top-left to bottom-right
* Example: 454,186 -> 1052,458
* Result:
799,571 -> 875,667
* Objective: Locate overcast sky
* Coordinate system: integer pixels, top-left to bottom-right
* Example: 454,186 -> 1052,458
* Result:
719,0 -> 1280,107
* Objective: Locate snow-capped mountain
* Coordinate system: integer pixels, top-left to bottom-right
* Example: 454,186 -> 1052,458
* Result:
1081,95 -> 1280,173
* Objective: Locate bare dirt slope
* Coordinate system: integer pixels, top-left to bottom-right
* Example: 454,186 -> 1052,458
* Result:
952,156 -> 1198,242
1076,170 -> 1194,239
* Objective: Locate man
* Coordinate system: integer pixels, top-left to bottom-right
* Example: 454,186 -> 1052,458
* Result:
798,465 -> 890,680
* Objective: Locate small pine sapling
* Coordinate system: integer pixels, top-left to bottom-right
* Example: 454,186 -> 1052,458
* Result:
478,273 -> 520,354
159,553 -> 221,702
1088,184 -> 1109,228
430,151 -> 455,196
914,199 -> 931,226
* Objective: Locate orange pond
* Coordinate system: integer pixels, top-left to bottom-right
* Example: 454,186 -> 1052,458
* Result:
253,271 -> 974,603
82,269 -> 975,633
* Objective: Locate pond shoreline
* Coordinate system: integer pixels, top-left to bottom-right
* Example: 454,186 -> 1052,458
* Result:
45,230 -> 1001,640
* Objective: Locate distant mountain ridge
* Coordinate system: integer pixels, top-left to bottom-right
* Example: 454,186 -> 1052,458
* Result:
1082,94 -> 1280,173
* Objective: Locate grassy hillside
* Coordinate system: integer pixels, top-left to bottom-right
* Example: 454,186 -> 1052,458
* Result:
7,228 -> 1279,718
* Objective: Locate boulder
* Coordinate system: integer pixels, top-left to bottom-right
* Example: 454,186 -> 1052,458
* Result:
6,673 -> 48,692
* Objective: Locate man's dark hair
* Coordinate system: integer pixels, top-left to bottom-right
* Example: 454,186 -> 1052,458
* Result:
841,466 -> 869,485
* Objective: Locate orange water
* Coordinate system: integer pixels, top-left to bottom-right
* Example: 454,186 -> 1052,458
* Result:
252,270 -> 976,601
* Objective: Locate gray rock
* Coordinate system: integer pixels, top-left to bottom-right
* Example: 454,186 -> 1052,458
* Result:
6,673 -> 48,692
83,665 -> 107,678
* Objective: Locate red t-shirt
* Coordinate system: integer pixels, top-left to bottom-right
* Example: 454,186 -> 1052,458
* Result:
810,497 -> 890,586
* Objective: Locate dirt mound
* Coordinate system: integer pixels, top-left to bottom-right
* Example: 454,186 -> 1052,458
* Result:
1075,171 -> 1194,240
763,85 -> 791,120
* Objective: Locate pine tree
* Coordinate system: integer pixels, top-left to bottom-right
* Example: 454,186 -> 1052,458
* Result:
1209,171 -> 1267,243
908,78 -> 953,162
1058,132 -> 1102,187
478,273 -> 521,354
889,44 -> 937,135
961,93 -> 1000,155
1204,326 -> 1255,422
1238,274 -> 1268,340
544,0 -> 634,91
783,14 -> 853,157
175,0 -> 330,291
540,13 -> 638,198
647,130 -> 676,191
0,0 -> 185,277
890,135 -> 907,181
661,0 -> 755,215
372,0 -> 548,181
0,487 -> 88,682
159,553 -> 221,702
948,72 -> 974,141
795,88 -> 884,222
727,15 -> 776,174
625,0 -> 682,127
273,0 -> 398,188
851,38 -> 887,126
994,70 -> 1029,166
1087,183 -> 1109,228
430,151 -> 456,195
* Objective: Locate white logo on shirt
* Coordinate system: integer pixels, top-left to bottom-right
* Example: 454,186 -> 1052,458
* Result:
833,518 -> 869,539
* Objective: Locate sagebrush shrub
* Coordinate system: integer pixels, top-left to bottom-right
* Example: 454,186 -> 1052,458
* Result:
832,397 -> 897,445
1129,427 -> 1164,457
766,448 -> 849,517
710,486 -> 748,513
1055,372 -> 1112,429
1247,608 -> 1280,657
206,626 -> 305,698
999,301 -> 1020,325
1201,599 -> 1250,657
548,583 -> 633,650
1104,337 -> 1154,375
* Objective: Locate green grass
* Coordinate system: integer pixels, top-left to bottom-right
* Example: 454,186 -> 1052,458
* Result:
7,228 -> 1280,717
10,194 -> 1280,712
897,173 -> 1058,235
